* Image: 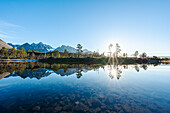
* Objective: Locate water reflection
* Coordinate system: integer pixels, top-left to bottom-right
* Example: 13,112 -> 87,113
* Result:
0,62 -> 170,113
0,62 -> 165,80
0,62 -> 104,80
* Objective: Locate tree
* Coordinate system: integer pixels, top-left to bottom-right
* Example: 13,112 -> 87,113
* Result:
140,52 -> 147,59
51,53 -> 54,57
95,52 -> 100,57
76,64 -> 83,78
17,49 -> 21,58
70,53 -> 75,58
44,53 -> 47,58
92,51 -> 100,57
27,49 -> 32,52
134,51 -> 139,57
108,44 -> 113,57
134,65 -> 139,72
31,53 -> 35,59
123,53 -> 127,58
64,49 -> 68,58
39,53 -> 43,58
9,48 -> 17,58
141,64 -> 148,70
20,47 -> 27,58
77,44 -> 83,58
46,53 -> 50,58
153,56 -> 158,59
0,47 -> 8,58
101,52 -> 105,57
74,53 -> 78,58
54,49 -> 60,58
115,43 -> 121,57
92,51 -> 96,58
57,53 -> 60,58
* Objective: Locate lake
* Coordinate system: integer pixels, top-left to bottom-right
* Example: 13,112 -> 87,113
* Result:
0,62 -> 170,113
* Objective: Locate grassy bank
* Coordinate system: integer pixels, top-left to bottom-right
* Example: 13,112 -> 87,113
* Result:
0,57 -> 163,65
39,57 -> 107,64
39,57 -> 161,65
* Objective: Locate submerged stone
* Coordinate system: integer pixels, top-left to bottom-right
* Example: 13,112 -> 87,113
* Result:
75,101 -> 80,105
33,106 -> 40,111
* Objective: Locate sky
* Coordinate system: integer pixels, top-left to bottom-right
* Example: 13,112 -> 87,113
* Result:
0,0 -> 170,56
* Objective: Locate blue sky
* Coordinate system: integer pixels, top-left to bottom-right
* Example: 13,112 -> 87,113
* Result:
0,0 -> 170,56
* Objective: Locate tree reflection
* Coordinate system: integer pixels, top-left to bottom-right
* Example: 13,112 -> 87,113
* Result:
76,69 -> 83,78
134,65 -> 140,72
107,63 -> 161,80
76,64 -> 83,78
0,62 -> 104,79
0,62 -> 167,80
108,65 -> 122,79
141,64 -> 148,70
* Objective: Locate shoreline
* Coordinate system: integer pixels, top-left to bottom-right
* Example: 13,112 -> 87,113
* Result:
160,60 -> 170,63
0,57 -> 169,64
0,59 -> 38,62
38,57 -> 163,64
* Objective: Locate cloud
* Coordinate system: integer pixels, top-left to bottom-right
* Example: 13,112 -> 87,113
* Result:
0,20 -> 22,28
0,30 -> 8,34
0,32 -> 14,39
0,20 -> 23,39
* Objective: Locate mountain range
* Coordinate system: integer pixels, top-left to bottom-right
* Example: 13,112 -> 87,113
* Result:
8,42 -> 54,53
56,45 -> 77,53
6,40 -> 92,54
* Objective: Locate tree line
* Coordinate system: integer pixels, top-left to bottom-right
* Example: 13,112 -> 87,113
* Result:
0,44 -> 104,59
108,43 -> 149,59
0,43 -> 162,60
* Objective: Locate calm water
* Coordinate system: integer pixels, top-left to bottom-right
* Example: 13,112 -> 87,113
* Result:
0,62 -> 170,113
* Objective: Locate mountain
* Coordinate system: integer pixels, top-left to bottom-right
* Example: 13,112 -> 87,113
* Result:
55,68 -> 77,76
159,56 -> 170,58
83,49 -> 93,54
56,45 -> 92,54
56,45 -> 77,53
7,41 -> 92,54
8,43 -> 20,49
8,42 -> 54,53
6,69 -> 53,80
0,39 -> 13,50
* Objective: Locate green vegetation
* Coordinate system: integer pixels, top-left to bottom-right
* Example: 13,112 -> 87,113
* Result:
76,44 -> 83,58
0,44 -> 102,60
0,62 -> 104,79
39,57 -> 107,64
0,43 -> 169,64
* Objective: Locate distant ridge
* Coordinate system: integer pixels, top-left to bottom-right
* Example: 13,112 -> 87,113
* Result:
56,45 -> 93,54
159,56 -> 170,58
8,42 -> 54,53
8,42 -> 92,54
0,39 -> 13,50
56,45 -> 77,53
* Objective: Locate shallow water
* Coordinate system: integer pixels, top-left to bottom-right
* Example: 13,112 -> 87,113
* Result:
0,63 -> 170,113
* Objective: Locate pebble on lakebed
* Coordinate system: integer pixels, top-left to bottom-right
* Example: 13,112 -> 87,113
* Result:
75,101 -> 80,105
33,106 -> 40,111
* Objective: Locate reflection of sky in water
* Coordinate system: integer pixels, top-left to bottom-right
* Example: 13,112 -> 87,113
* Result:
0,65 -> 170,113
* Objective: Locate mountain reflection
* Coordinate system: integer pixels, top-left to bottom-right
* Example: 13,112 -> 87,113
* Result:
0,62 -> 165,80
0,62 -> 104,80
